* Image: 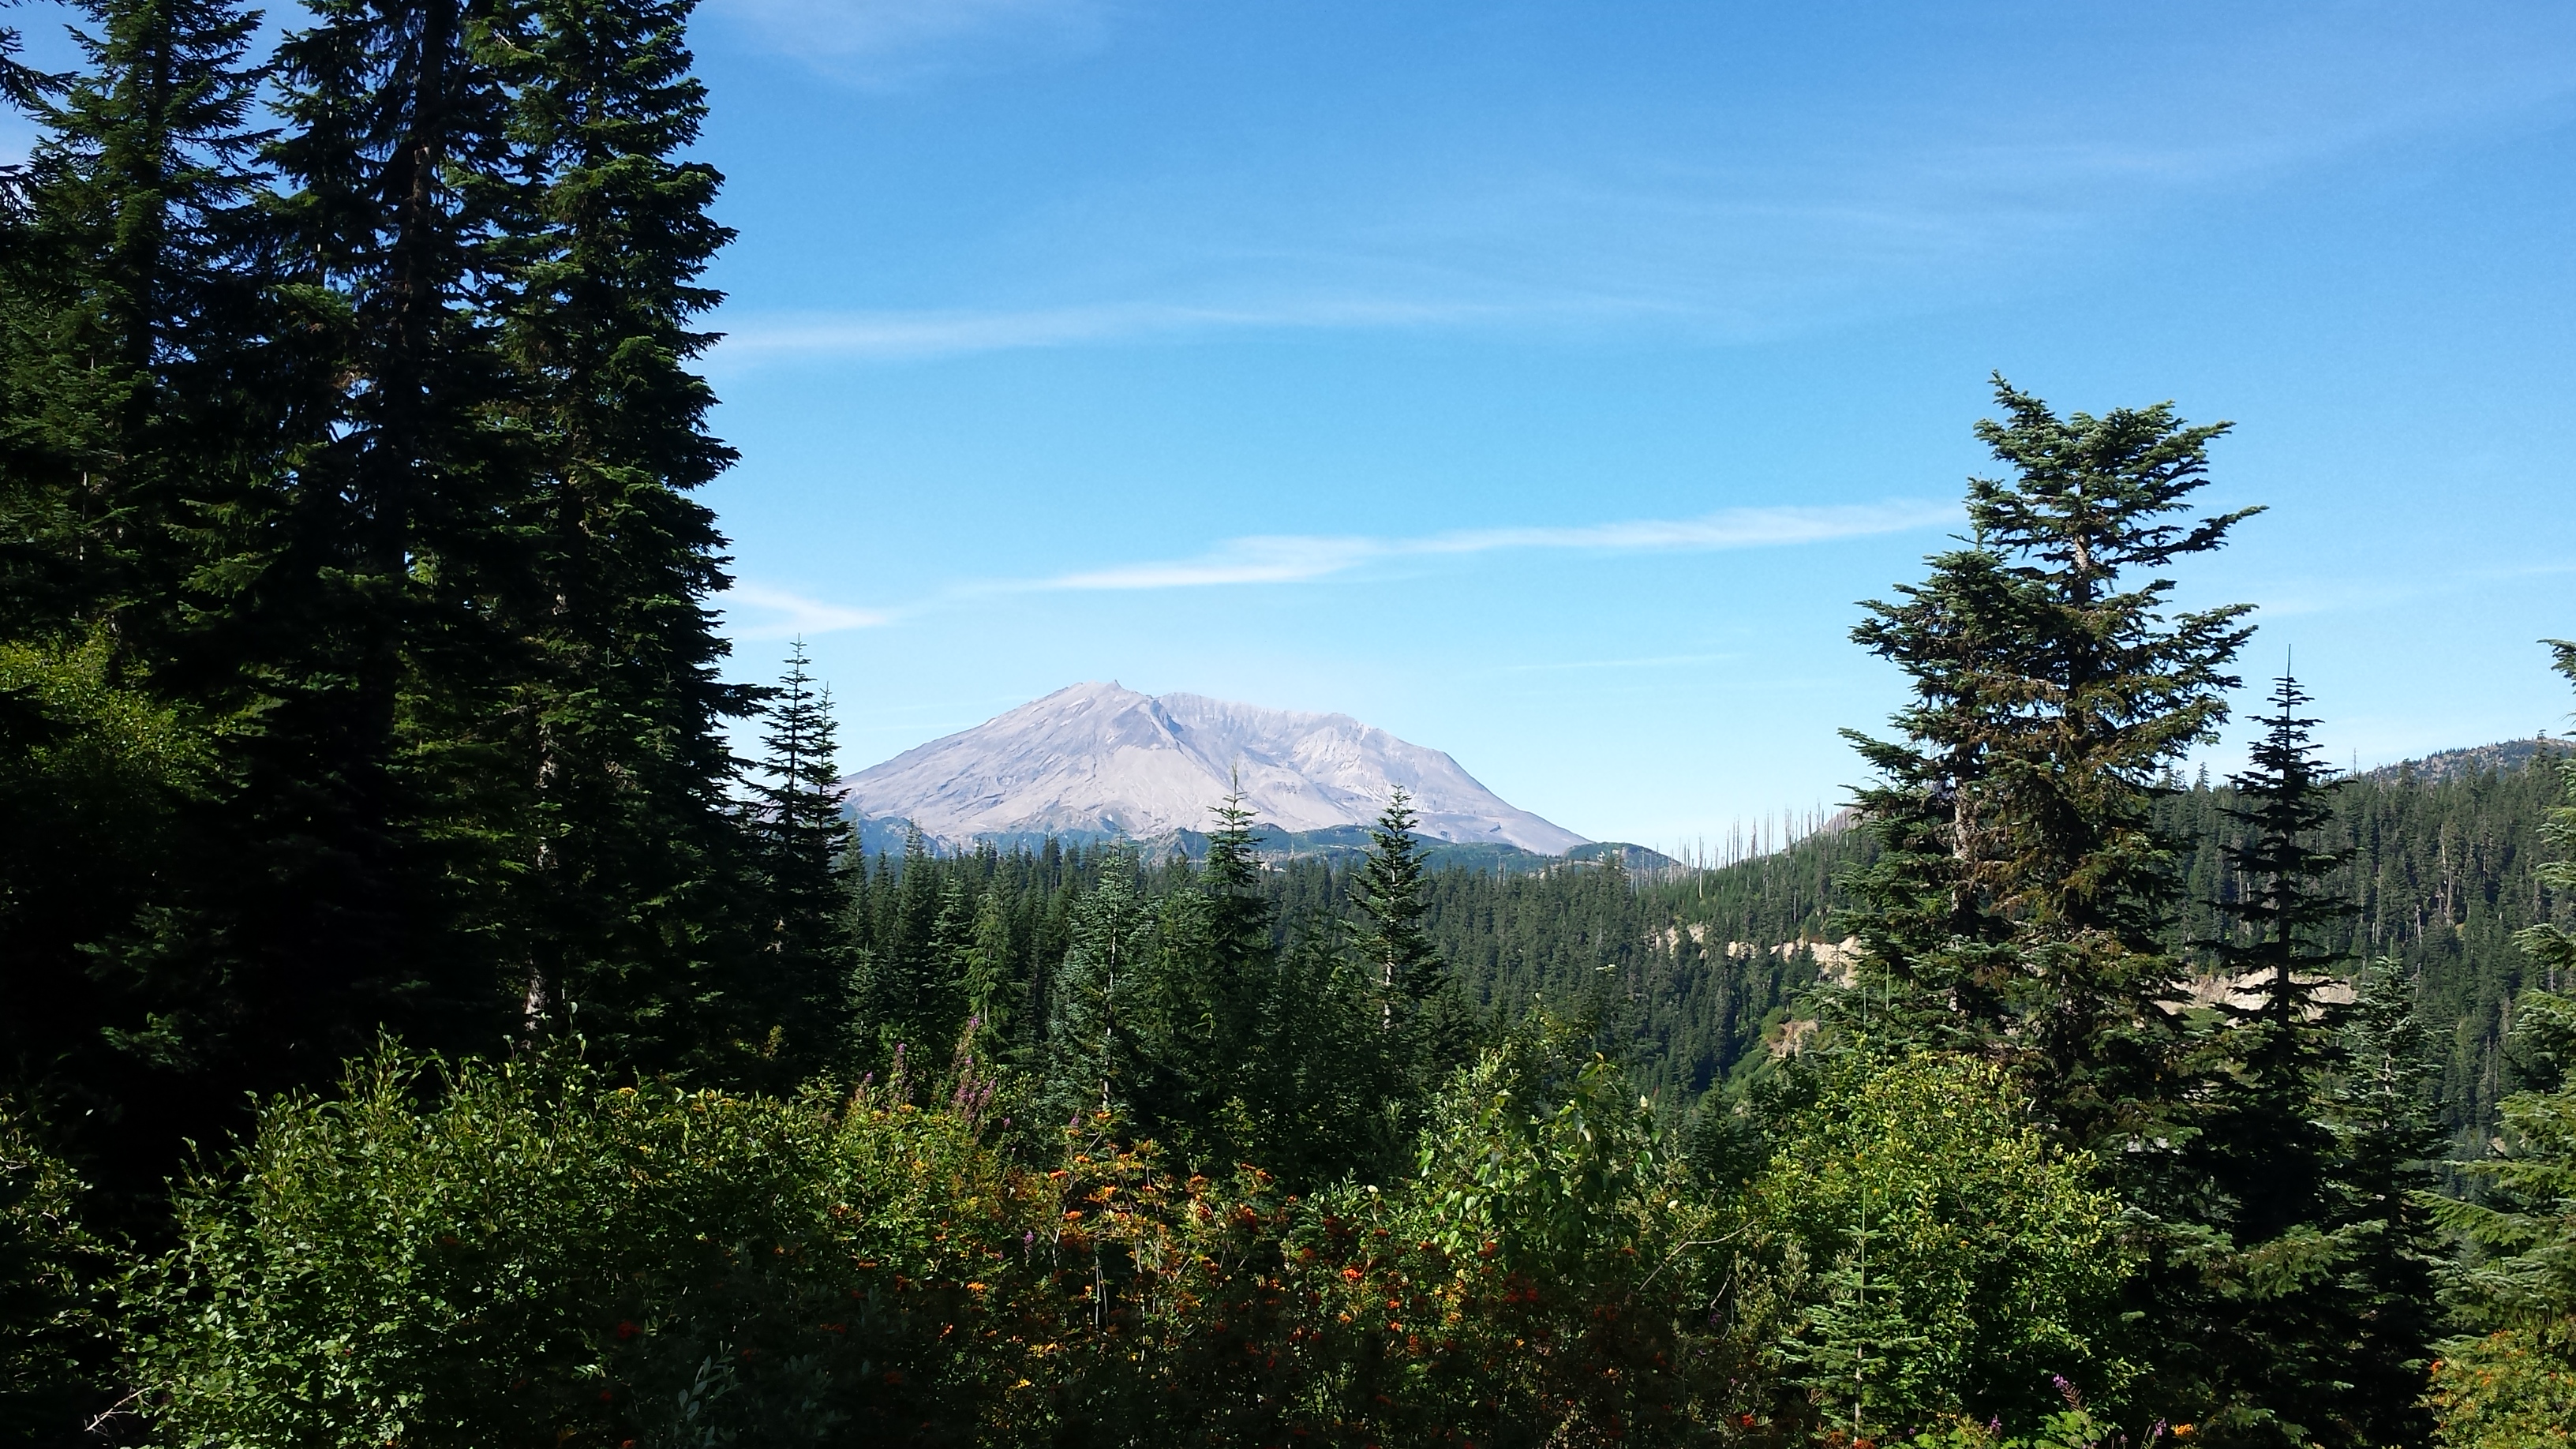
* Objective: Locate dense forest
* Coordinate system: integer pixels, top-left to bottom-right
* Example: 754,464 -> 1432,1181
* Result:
6,0 -> 2576,1443
859,739 -> 2573,1148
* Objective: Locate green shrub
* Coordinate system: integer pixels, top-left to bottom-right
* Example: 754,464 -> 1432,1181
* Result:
128,1038 -> 2145,1448
1252,1048 -> 1778,1447
130,1040 -> 1794,1449
133,1049 -> 1046,1447
2427,1326 -> 2576,1449
1,1101 -> 117,1447
1747,1046 -> 2136,1438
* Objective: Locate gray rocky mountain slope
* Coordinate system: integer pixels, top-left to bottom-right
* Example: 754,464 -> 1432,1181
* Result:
837,681 -> 1588,855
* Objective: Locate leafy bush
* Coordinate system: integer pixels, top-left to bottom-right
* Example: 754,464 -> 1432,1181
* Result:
133,1048 -> 1050,1447
1256,1046 -> 1779,1447
129,1036 -> 2156,1447
1747,1046 -> 2136,1438
0,1101 -> 117,1447
132,1038 -> 1806,1448
2426,1327 -> 2576,1449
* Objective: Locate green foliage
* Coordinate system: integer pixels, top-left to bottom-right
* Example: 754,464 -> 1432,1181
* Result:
746,640 -> 854,1073
1747,1046 -> 2135,1437
1840,376 -> 2256,1156
0,1102 -> 118,1447
2421,651 -> 2576,1447
130,1036 -> 1794,1449
2198,673 -> 2351,1244
5,27 -> 2543,1425
1355,789 -> 1439,1005
2427,1326 -> 2576,1449
2163,677 -> 2446,1449
2436,992 -> 2576,1331
2313,960 -> 2446,1445
2510,642 -> 2576,1037
1261,1035 -> 1769,1447
0,629 -> 208,916
489,0 -> 765,1076
134,1046 -> 1046,1447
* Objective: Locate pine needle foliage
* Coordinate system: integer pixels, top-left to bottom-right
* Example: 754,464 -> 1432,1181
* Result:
2431,650 -> 2576,1442
2200,671 -> 2352,1244
745,639 -> 852,1075
487,0 -> 760,1072
1354,787 -> 1438,1007
1841,376 -> 2258,1156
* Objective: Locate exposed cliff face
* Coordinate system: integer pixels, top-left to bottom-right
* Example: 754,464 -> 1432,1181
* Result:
837,681 -> 1589,855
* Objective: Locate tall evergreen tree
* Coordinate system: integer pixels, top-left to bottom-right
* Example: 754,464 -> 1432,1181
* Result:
485,0 -> 757,1072
2427,643 -> 2576,1428
963,885 -> 1018,1046
1200,781 -> 1274,983
1837,545 -> 2030,1051
2186,672 -> 2384,1448
2434,988 -> 2576,1432
1351,786 -> 1477,1099
1841,377 -> 2258,1156
2320,958 -> 2443,1447
2201,671 -> 2350,1241
4,0 -> 268,645
0,0 -> 367,1212
1354,787 -> 1436,1017
1190,781 -> 1276,1111
243,0 -> 529,1069
854,828 -> 963,1066
744,639 -> 848,1073
1043,847 -> 1155,1129
2512,642 -> 2576,1026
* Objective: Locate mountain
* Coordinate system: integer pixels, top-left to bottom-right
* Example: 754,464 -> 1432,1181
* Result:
837,682 -> 1590,856
2361,737 -> 2567,785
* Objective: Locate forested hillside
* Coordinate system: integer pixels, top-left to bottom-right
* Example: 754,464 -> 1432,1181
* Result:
856,743 -> 2570,1146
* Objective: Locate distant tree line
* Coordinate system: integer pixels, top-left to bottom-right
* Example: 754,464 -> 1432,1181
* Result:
1428,737 -> 2571,1149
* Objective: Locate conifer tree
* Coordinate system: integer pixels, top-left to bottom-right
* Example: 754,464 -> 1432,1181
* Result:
1193,781 -> 1276,1101
244,0 -> 530,1068
2513,641 -> 2576,1017
853,828 -> 962,1065
2320,959 -> 2442,1448
1354,788 -> 1437,1016
1843,377 -> 2257,1155
1351,786 -> 1477,1095
1043,847 -> 1154,1128
2433,987 -> 2576,1430
927,879 -> 975,1017
485,0 -> 758,1071
963,886 -> 1017,1046
744,639 -> 849,1073
0,0 -> 373,1208
2201,671 -> 2349,1241
5,0 -> 268,645
1837,545 -> 2030,1050
1201,783 -> 1271,950
2424,644 -> 2576,1434
2187,672 -> 2379,1447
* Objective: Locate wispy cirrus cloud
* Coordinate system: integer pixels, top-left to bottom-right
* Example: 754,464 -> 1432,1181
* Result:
704,9 -> 2576,363
1020,500 -> 1956,593
723,582 -> 895,638
711,298 -> 1521,365
719,500 -> 1955,636
711,0 -> 1106,87
1495,652 -> 1739,674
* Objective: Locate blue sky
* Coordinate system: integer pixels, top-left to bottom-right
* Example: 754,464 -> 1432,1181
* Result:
13,1 -> 2576,849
